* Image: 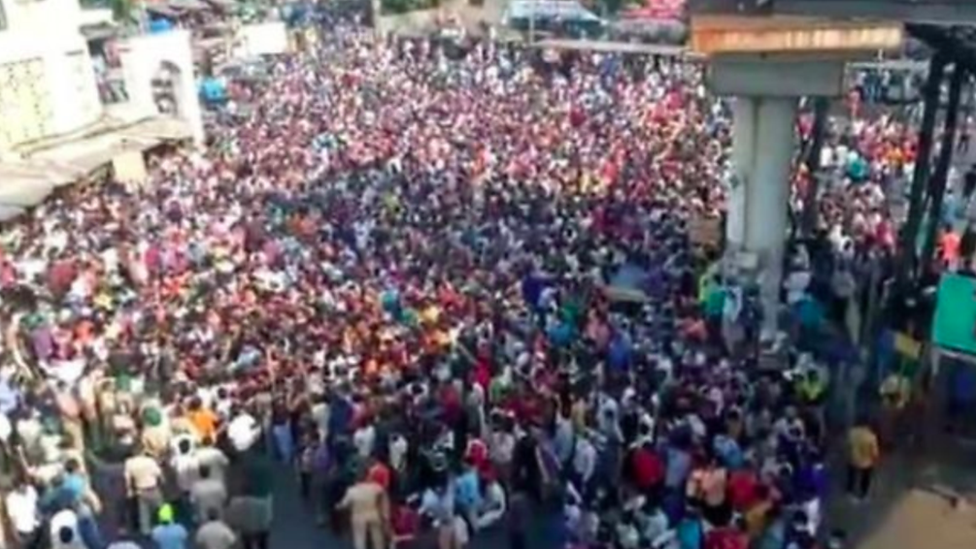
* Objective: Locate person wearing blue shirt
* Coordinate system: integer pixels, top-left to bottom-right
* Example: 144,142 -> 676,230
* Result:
454,466 -> 482,514
62,459 -> 86,500
676,509 -> 703,549
151,504 -> 188,549
42,475 -> 80,513
328,392 -> 353,446
608,332 -> 633,372
547,321 -> 573,347
713,434 -> 743,469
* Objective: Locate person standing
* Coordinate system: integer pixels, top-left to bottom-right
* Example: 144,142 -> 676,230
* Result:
226,453 -> 273,549
186,398 -> 219,444
337,472 -> 389,549
6,479 -> 41,549
195,508 -> 237,549
846,420 -> 880,501
49,507 -> 86,549
123,447 -> 164,535
190,465 -> 227,524
151,505 -> 188,549
194,438 -> 230,486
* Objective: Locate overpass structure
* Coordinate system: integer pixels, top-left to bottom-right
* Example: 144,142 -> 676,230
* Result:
687,0 -> 976,337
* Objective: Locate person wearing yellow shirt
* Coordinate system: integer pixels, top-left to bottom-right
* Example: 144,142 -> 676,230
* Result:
847,421 -> 880,500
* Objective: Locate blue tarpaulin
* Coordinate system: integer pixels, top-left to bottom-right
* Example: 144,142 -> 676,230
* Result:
200,77 -> 227,103
149,18 -> 174,33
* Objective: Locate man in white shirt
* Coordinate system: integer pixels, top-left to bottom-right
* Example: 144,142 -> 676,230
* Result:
170,436 -> 200,494
572,435 -> 597,487
49,508 -> 85,549
6,480 -> 39,549
195,439 -> 231,486
190,465 -> 228,523
227,411 -> 261,453
353,423 -> 376,460
311,395 -> 330,441
195,508 -> 237,549
389,434 -> 408,473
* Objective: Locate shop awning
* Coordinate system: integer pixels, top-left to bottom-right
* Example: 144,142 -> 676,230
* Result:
0,205 -> 26,222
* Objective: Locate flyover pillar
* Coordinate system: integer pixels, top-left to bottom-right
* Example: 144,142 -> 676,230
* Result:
691,15 -> 904,339
744,96 -> 796,337
714,56 -> 843,338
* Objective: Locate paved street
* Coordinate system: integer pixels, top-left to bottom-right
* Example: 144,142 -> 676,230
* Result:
90,455 -> 553,549
826,423 -> 976,549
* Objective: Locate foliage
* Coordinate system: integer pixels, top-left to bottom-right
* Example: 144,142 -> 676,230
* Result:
583,0 -> 641,16
380,0 -> 439,15
110,0 -> 135,24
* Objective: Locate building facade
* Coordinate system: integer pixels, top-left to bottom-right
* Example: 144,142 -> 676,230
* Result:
0,0 -> 105,153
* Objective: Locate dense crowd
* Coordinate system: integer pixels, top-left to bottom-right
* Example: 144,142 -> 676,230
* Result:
0,22 -> 938,549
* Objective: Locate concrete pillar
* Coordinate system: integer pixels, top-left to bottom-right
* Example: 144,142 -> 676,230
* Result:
746,97 -> 797,338
727,97 -> 755,249
710,56 -> 842,338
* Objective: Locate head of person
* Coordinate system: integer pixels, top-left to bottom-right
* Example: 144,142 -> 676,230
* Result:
178,437 -> 192,456
158,503 -> 176,526
58,524 -> 76,546
199,465 -> 212,480
65,458 -> 81,476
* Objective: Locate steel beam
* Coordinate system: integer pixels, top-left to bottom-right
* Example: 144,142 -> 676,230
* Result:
921,64 -> 966,272
899,51 -> 948,284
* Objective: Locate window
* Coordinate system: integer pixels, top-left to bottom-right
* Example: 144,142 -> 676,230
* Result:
0,59 -> 54,147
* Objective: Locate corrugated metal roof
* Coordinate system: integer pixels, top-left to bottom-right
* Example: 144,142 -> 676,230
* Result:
0,206 -> 26,222
0,116 -> 192,210
0,172 -> 57,207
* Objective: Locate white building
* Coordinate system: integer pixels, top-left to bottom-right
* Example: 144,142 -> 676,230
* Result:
0,0 -> 203,216
0,0 -> 106,152
0,0 -> 204,160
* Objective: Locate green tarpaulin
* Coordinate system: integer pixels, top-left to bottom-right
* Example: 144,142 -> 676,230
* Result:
933,273 -> 976,354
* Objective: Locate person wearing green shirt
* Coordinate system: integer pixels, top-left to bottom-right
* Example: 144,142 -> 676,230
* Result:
242,453 -> 273,498
703,283 -> 725,319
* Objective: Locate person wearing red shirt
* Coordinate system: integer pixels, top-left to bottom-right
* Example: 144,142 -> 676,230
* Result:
705,522 -> 749,549
727,469 -> 759,512
629,444 -> 664,496
367,459 -> 392,491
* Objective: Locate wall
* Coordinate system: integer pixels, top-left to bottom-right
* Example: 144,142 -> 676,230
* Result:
237,21 -> 289,57
0,0 -> 102,152
116,30 -> 205,146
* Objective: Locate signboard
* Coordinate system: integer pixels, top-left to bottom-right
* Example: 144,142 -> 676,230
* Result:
932,273 -> 976,354
238,22 -> 289,57
690,0 -> 976,25
112,150 -> 148,184
688,216 -> 722,246
689,15 -> 903,55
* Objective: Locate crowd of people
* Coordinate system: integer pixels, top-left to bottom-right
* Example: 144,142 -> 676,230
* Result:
0,19 -> 936,549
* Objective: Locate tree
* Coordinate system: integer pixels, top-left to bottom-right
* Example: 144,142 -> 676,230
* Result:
584,0 -> 641,17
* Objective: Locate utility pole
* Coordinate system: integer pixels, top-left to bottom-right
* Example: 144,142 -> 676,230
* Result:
921,65 -> 967,271
528,0 -> 536,44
